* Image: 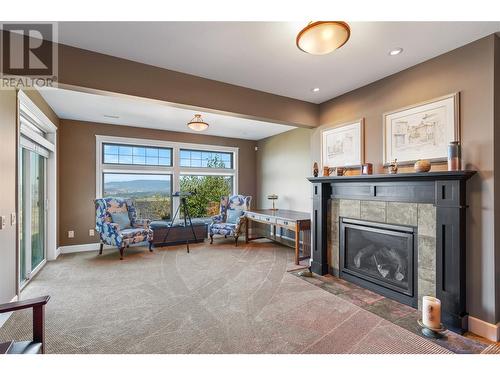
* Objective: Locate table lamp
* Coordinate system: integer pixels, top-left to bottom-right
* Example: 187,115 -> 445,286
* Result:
267,194 -> 278,210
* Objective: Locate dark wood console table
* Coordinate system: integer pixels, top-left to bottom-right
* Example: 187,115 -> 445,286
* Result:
245,209 -> 311,265
308,170 -> 476,334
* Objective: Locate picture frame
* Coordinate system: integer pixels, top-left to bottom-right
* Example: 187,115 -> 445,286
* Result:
321,119 -> 364,168
383,93 -> 460,165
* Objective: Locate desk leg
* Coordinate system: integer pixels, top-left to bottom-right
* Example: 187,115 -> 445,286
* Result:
245,218 -> 250,243
295,222 -> 300,265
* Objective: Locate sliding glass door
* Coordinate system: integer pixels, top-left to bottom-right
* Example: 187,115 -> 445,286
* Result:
19,145 -> 47,287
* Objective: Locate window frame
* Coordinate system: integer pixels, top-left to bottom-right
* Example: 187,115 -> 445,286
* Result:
96,135 -> 239,216
102,142 -> 173,167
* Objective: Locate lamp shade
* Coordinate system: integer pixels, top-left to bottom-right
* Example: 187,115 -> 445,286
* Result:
296,21 -> 350,55
187,114 -> 209,131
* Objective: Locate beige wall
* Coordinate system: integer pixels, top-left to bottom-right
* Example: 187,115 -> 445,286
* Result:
0,89 -> 18,304
256,128 -> 312,212
316,35 -> 498,324
58,119 -> 257,247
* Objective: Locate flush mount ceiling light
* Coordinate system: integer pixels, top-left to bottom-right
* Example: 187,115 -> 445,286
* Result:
312,87 -> 320,92
296,21 -> 350,55
389,48 -> 404,56
187,114 -> 209,132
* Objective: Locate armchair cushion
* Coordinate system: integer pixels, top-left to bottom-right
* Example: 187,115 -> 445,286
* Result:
111,212 -> 131,229
226,209 -> 243,224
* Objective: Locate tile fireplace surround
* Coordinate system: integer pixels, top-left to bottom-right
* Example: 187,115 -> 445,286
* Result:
328,199 -> 435,310
308,171 -> 476,334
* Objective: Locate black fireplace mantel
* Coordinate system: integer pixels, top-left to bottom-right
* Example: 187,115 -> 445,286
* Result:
308,170 -> 476,333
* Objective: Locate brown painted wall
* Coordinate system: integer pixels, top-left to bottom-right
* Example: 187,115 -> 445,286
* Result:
316,35 -> 498,323
57,44 -> 318,128
58,119 -> 257,246
494,35 -> 500,322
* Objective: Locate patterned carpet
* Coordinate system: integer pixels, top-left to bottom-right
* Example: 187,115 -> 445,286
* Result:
0,240 -> 455,353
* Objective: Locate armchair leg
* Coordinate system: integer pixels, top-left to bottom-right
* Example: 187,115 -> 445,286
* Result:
149,240 -> 153,252
235,236 -> 239,247
119,246 -> 125,260
210,234 -> 213,244
99,243 -> 103,255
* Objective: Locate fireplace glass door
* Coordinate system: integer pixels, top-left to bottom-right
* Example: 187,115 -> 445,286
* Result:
340,218 -> 416,304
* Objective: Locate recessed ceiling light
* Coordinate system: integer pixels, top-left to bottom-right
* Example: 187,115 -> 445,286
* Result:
103,114 -> 120,119
312,87 -> 320,92
389,48 -> 403,56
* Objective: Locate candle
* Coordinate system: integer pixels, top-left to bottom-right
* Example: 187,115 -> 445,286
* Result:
422,296 -> 441,329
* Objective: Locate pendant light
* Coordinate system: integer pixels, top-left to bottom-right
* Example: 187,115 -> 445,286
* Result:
187,114 -> 209,132
296,21 -> 350,55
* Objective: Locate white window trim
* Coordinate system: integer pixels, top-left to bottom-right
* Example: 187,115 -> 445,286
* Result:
95,135 -> 239,216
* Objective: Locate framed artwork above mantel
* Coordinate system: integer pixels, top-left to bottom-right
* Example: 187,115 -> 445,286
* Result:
383,93 -> 460,166
321,119 -> 365,169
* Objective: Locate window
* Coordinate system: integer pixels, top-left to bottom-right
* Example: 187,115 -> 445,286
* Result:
180,149 -> 233,169
103,173 -> 172,220
96,136 -> 238,220
180,175 -> 233,217
103,143 -> 172,166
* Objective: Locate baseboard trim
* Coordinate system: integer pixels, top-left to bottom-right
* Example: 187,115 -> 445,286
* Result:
58,243 -> 112,254
0,295 -> 18,328
468,316 -> 500,342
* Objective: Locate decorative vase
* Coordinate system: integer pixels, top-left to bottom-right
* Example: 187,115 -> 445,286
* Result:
388,159 -> 398,174
448,141 -> 461,171
414,159 -> 431,173
313,162 -> 319,177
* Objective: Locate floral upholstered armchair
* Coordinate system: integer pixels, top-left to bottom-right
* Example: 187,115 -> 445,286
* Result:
95,197 -> 153,260
209,195 -> 252,246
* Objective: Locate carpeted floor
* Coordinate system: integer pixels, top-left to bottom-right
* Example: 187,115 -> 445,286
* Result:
0,240 -> 456,354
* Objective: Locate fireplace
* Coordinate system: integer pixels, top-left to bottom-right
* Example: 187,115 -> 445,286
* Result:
340,218 -> 418,307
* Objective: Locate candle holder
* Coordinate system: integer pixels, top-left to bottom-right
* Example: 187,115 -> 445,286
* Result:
417,319 -> 446,339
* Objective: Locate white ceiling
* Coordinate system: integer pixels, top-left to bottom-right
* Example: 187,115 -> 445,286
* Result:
55,21 -> 500,103
38,87 -> 296,140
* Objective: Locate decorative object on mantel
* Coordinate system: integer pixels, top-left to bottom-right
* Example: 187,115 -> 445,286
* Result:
334,167 -> 346,176
321,119 -> 364,169
361,163 -> 373,175
448,141 -> 462,171
388,159 -> 398,174
313,162 -> 319,177
414,159 -> 431,173
383,93 -> 460,165
323,166 -> 330,177
267,194 -> 278,210
419,296 -> 446,338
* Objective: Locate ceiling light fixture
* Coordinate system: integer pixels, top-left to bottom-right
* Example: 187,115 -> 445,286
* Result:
312,87 -> 320,92
296,21 -> 350,55
389,48 -> 403,56
187,114 -> 209,132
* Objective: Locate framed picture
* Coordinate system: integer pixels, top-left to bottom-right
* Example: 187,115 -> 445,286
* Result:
321,119 -> 364,168
383,93 -> 460,165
